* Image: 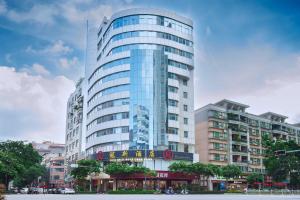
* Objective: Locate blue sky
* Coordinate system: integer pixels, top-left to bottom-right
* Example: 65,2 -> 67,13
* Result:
1,0 -> 300,142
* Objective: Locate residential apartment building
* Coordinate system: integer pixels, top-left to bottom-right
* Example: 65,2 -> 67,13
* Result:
85,8 -> 197,170
43,154 -> 65,188
195,99 -> 300,174
64,78 -> 85,179
32,141 -> 65,188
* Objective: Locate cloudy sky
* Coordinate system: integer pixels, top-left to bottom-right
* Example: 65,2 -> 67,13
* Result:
0,0 -> 300,143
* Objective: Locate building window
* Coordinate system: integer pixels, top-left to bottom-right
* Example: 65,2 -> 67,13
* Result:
213,143 -> 221,150
183,105 -> 188,111
168,99 -> 178,107
182,79 -> 188,86
184,131 -> 188,138
168,86 -> 178,93
168,113 -> 178,121
168,142 -> 178,151
184,144 -> 189,153
55,168 -> 64,172
183,92 -> 188,98
168,127 -> 178,135
214,154 -> 220,161
184,118 -> 188,124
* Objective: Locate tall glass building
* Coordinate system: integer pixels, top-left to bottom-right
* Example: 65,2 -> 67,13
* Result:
85,8 -> 196,170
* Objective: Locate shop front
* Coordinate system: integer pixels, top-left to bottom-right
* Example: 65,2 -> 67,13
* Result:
89,149 -> 198,192
112,170 -> 197,192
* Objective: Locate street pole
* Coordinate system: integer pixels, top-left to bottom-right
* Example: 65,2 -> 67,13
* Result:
90,175 -> 92,192
144,147 -> 147,190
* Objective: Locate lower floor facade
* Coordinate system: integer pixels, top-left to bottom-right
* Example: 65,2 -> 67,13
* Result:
91,170 -> 205,193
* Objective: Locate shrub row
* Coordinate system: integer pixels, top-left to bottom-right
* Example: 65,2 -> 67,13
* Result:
108,189 -> 156,194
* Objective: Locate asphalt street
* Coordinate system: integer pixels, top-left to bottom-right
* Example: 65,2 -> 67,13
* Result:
5,194 -> 300,200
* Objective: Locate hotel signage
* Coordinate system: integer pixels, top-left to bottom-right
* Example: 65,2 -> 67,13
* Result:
92,149 -> 193,161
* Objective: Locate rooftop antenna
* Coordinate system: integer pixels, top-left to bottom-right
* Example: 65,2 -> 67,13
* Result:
84,20 -> 88,77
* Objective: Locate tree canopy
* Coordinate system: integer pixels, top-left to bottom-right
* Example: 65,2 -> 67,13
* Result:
104,162 -> 156,176
262,135 -> 300,187
246,173 -> 264,185
0,141 -> 44,188
169,161 -> 223,178
71,159 -> 101,181
221,164 -> 242,180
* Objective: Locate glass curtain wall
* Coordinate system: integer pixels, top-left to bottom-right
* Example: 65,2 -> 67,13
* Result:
129,49 -> 168,150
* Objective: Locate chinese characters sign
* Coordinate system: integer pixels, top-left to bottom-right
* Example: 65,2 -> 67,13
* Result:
95,150 -> 192,161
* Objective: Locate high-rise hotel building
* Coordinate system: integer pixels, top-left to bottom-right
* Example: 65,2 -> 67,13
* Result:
85,8 -> 197,170
195,99 -> 300,173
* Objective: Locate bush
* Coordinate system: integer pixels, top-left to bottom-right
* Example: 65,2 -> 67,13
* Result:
225,189 -> 243,193
108,189 -> 156,194
189,191 -> 224,194
76,191 -> 97,194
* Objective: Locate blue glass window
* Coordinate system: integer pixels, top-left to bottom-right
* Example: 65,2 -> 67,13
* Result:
88,71 -> 130,94
88,84 -> 129,106
89,57 -> 130,83
87,98 -> 129,119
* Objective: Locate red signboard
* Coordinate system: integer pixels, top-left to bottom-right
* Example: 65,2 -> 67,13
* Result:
163,150 -> 174,160
97,151 -> 104,160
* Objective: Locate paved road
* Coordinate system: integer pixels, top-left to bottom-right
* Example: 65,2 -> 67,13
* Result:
5,194 -> 300,200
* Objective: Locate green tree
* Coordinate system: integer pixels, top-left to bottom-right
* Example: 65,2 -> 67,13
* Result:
0,141 -> 43,189
13,164 -> 47,188
105,162 -> 155,176
71,159 -> 101,180
169,162 -> 222,190
169,161 -> 190,173
246,173 -> 264,186
221,164 -> 241,181
71,159 -> 101,191
262,136 -> 300,188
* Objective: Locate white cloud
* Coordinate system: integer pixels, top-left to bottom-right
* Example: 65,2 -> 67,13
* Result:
194,43 -> 300,124
0,0 -> 6,14
26,40 -> 73,55
4,53 -> 11,63
0,66 -> 75,143
58,2 -> 113,25
235,79 -> 300,124
58,57 -> 80,69
205,26 -> 211,36
0,1 -> 134,49
31,63 -> 50,76
6,4 -> 58,24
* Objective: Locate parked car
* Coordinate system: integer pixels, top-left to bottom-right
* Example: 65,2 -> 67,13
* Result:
20,188 -> 29,194
62,188 -> 75,194
57,188 -> 65,194
28,187 -> 43,194
47,188 -> 56,194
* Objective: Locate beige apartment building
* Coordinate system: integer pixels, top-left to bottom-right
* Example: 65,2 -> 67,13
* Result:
195,99 -> 300,174
32,141 -> 65,188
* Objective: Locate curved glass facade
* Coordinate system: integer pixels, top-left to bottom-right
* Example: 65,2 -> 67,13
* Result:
98,14 -> 193,50
87,98 -> 130,119
88,71 -> 130,94
98,30 -> 193,55
108,44 -> 193,58
87,84 -> 129,106
86,9 -> 194,156
89,57 -> 130,83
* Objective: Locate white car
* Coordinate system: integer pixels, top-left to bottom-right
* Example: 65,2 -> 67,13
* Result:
63,188 -> 75,194
20,188 -> 29,194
